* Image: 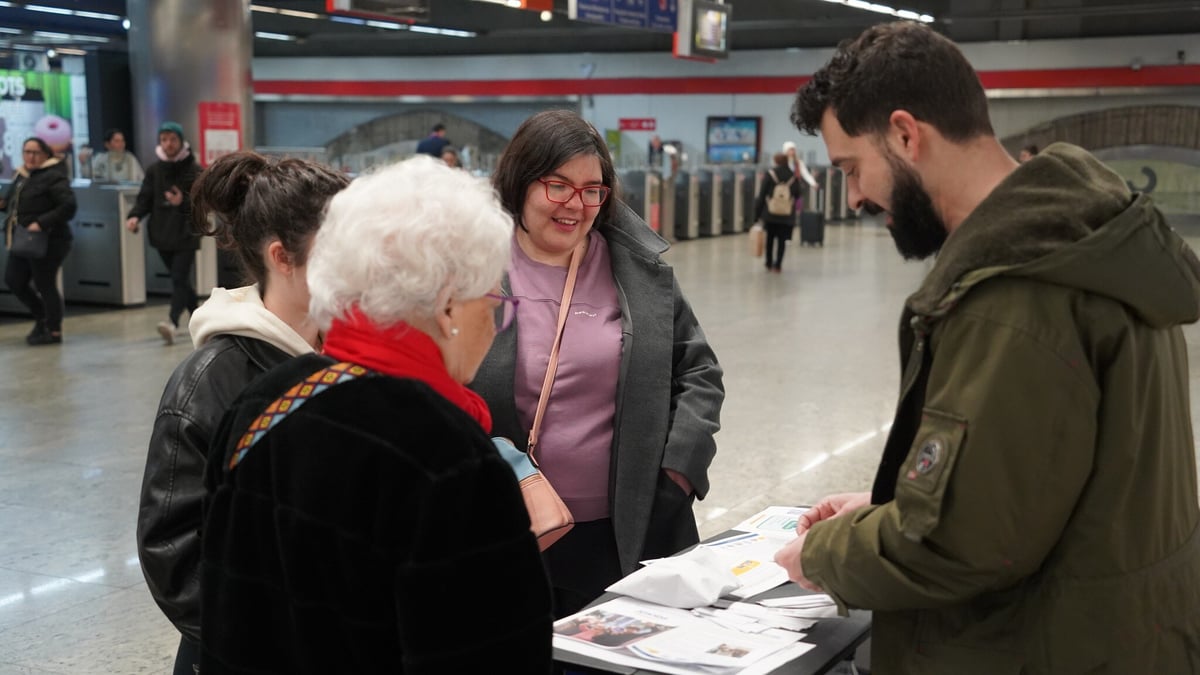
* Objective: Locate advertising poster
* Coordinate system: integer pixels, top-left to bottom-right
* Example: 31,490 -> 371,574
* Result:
198,101 -> 242,167
0,70 -> 86,179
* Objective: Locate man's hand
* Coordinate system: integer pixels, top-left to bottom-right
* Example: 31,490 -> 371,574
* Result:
773,530 -> 821,591
164,185 -> 183,206
796,492 -> 871,535
125,216 -> 140,233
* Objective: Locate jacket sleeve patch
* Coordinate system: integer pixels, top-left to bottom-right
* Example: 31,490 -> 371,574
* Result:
897,408 -> 967,542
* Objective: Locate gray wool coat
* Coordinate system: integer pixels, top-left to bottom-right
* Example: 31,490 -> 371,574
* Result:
471,200 -> 725,575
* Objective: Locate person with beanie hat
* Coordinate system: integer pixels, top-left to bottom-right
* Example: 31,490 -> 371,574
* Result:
126,121 -> 201,345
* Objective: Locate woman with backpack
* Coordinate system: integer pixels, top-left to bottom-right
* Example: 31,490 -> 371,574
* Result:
755,152 -> 801,272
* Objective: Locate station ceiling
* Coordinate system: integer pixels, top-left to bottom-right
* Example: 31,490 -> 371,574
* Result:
0,0 -> 1197,59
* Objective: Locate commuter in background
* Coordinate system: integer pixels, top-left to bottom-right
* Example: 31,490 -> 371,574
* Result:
1018,143 -> 1039,162
781,140 -> 820,207
136,151 -> 348,675
754,152 -> 802,273
416,122 -> 452,157
126,121 -> 202,346
441,146 -> 461,168
79,128 -> 144,183
647,133 -> 664,168
777,20 -> 1200,673
473,109 -> 724,618
1,136 -> 77,345
200,156 -> 552,672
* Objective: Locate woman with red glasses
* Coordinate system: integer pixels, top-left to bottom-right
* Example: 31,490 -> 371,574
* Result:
474,109 -> 725,619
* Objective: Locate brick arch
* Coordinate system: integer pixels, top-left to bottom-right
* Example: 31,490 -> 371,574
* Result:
1002,105 -> 1200,157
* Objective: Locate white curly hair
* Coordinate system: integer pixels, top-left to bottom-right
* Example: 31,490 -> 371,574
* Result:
307,155 -> 513,330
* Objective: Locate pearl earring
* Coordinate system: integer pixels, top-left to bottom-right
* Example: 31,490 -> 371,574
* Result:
450,327 -> 459,336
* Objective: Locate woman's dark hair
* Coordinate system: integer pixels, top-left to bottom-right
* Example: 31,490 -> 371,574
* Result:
103,128 -> 124,143
792,21 -> 993,143
773,152 -> 788,167
23,137 -> 53,156
192,151 -> 349,291
492,109 -> 619,229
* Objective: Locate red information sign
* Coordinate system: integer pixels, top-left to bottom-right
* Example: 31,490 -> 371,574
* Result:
197,101 -> 242,167
618,118 -> 657,131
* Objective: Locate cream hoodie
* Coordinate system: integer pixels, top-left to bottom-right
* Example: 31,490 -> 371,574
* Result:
188,285 -> 314,356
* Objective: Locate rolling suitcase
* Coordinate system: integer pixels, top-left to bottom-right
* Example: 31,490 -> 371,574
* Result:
800,211 -> 825,246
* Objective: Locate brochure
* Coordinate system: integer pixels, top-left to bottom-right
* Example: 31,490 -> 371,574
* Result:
731,505 -> 810,540
553,596 -> 814,675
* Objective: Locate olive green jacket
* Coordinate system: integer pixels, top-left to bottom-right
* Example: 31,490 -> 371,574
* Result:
803,143 -> 1200,674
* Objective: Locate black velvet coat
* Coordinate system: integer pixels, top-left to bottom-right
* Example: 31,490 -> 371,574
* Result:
201,354 -> 553,673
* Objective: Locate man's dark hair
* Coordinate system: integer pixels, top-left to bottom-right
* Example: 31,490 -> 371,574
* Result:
1022,144 -> 1039,156
103,128 -> 124,143
432,123 -> 446,133
792,21 -> 993,142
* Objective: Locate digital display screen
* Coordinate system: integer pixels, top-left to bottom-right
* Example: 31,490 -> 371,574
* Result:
706,116 -> 759,164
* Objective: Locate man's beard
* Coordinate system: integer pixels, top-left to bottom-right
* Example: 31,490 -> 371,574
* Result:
867,153 -> 947,261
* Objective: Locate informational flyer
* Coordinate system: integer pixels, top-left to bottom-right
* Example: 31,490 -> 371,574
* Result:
554,597 -> 814,675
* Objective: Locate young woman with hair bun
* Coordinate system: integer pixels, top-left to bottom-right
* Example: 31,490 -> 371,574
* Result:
135,150 -> 348,675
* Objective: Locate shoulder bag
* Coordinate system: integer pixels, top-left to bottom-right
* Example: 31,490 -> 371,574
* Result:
507,242 -> 586,551
4,181 -> 48,260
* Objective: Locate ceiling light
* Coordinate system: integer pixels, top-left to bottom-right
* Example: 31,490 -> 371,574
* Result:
55,47 -> 86,55
329,15 -> 367,25
278,9 -> 322,19
820,0 -> 934,22
250,4 -> 279,12
24,4 -> 72,16
0,27 -> 21,35
408,25 -> 476,37
540,10 -> 552,21
74,10 -> 122,21
122,18 -> 130,30
45,48 -> 56,57
366,19 -> 405,29
255,31 -> 298,41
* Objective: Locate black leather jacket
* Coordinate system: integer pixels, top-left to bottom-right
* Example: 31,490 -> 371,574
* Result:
136,334 -> 294,640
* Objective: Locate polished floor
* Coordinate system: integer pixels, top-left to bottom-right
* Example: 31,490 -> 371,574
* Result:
0,221 -> 1198,672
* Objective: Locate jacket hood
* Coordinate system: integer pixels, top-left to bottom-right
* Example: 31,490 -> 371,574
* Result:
156,142 -> 193,164
15,156 -> 63,178
909,143 -> 1200,328
189,285 -> 315,356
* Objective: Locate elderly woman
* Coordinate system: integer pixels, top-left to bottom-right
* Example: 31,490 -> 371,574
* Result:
471,110 -> 724,618
199,156 -> 552,671
1,136 -> 77,345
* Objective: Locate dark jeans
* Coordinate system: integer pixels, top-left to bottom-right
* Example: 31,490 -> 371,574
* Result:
544,519 -> 624,620
158,249 -> 198,326
5,237 -> 71,332
765,222 -> 791,269
173,634 -> 199,675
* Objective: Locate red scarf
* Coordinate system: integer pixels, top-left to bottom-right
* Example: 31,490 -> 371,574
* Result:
321,307 -> 493,434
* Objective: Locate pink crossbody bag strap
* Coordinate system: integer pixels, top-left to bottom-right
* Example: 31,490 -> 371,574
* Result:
526,242 -> 585,466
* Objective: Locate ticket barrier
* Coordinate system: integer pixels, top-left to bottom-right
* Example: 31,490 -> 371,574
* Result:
144,233 -> 219,301
824,168 -> 849,221
0,182 -> 148,316
62,185 -> 146,305
659,172 -> 676,242
673,171 -> 700,240
717,169 -> 736,234
620,170 -> 647,221
696,169 -> 716,237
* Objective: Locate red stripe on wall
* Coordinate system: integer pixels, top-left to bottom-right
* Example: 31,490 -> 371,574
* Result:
254,65 -> 1200,98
